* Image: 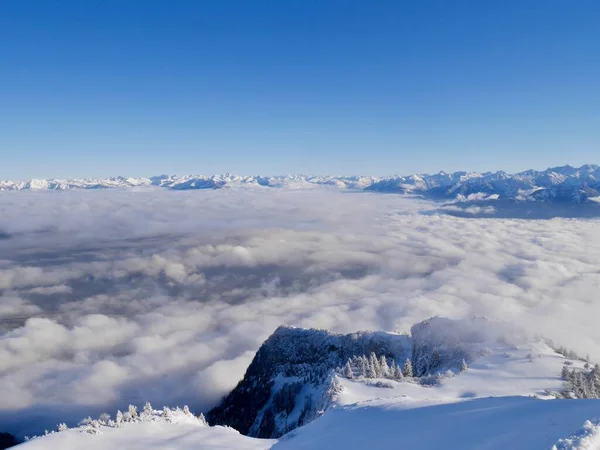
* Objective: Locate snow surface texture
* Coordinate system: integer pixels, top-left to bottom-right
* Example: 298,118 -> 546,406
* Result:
16,317 -> 600,450
552,420 -> 600,450
2,164 -> 600,205
16,398 -> 600,450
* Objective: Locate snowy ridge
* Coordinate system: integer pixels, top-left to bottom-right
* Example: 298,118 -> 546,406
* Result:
3,164 -> 600,203
207,317 -> 576,439
207,325 -> 412,438
13,317 -> 600,450
19,402 -> 273,450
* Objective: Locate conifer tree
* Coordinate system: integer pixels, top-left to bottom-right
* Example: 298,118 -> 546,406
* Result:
198,413 -> 208,426
358,355 -> 368,377
394,363 -> 404,380
143,402 -> 153,414
366,358 -> 377,378
369,352 -> 380,377
379,355 -> 390,377
128,405 -> 138,420
344,360 -> 354,379
403,358 -> 413,378
432,348 -> 440,369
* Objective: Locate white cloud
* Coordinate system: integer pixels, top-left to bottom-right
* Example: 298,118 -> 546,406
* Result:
0,187 -> 599,437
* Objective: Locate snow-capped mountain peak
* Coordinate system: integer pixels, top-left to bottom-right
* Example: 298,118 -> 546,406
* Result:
3,164 -> 600,204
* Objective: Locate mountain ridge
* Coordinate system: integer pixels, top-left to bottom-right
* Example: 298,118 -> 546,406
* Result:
207,317 -> 559,439
3,164 -> 600,203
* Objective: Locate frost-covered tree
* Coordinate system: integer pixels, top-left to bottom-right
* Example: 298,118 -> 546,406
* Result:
98,413 -> 111,425
561,365 -> 570,380
115,410 -> 123,426
366,358 -> 377,378
198,413 -> 208,426
343,360 -> 354,379
79,417 -> 93,426
592,365 -> 600,394
368,353 -> 380,378
128,405 -> 138,420
394,363 -> 404,380
141,402 -> 153,421
56,423 -> 68,432
357,355 -> 368,377
387,361 -> 399,379
379,355 -> 390,378
403,358 -> 413,378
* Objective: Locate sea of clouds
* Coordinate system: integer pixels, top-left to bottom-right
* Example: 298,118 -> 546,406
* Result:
1,186 -> 600,437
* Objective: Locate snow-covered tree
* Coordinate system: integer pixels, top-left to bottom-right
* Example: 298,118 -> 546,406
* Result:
141,402 -> 153,421
343,360 -> 354,379
368,353 -> 380,378
366,359 -> 377,378
357,355 -> 368,377
394,363 -> 404,380
593,364 -> 600,380
561,365 -> 570,380
78,417 -> 93,426
379,355 -> 390,377
56,423 -> 68,432
128,404 -> 138,420
98,413 -> 111,425
198,413 -> 208,426
403,358 -> 413,378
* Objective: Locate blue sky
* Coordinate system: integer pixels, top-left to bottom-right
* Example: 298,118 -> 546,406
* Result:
1,0 -> 599,179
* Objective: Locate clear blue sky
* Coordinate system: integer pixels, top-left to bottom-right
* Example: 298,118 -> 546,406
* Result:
1,0 -> 599,179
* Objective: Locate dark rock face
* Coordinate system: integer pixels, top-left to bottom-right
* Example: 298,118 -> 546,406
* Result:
207,326 -> 410,438
0,432 -> 20,450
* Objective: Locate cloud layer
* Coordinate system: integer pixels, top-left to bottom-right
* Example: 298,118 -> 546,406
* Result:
1,187 -> 599,436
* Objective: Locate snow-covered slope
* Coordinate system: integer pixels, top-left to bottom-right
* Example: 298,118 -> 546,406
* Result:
17,405 -> 274,450
13,317 -> 600,450
274,396 -> 600,450
2,164 -> 600,203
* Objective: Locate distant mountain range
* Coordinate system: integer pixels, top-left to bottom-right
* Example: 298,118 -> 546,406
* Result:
2,164 -> 600,203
